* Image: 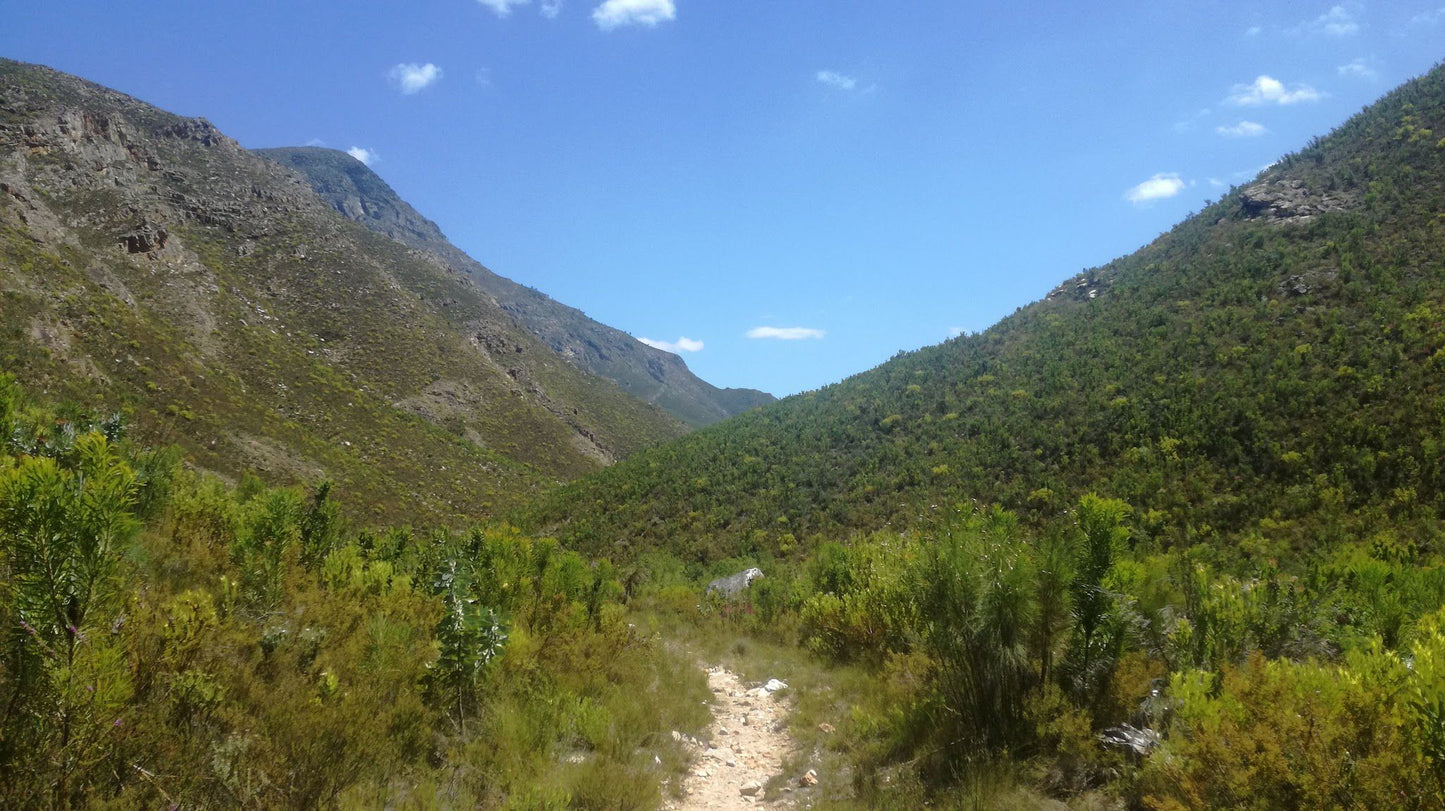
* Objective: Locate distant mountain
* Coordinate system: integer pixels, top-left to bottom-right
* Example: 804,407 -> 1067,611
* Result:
0,59 -> 691,525
257,146 -> 774,428
526,64 -> 1445,563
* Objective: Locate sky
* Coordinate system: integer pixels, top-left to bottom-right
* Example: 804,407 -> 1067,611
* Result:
4,2 -> 1444,397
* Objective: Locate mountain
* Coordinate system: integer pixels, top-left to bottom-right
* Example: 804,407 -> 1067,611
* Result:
255,146 -> 774,428
526,63 -> 1445,563
0,59 -> 691,525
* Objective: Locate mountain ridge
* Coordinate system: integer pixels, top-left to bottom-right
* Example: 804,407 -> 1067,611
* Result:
256,146 -> 774,428
0,58 -> 691,525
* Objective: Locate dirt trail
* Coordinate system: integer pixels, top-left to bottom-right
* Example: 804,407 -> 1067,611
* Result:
665,666 -> 808,809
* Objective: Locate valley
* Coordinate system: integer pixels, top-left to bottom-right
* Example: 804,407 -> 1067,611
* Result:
1,41 -> 1445,811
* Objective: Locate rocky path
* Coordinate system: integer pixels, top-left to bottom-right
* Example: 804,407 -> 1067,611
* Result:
665,666 -> 814,809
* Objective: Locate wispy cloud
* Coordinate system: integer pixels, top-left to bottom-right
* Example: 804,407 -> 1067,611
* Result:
1294,4 -> 1361,36
639,336 -> 703,354
476,0 -> 530,17
1126,173 -> 1185,205
948,327 -> 968,339
1244,25 -> 1263,37
305,138 -> 327,147
1173,107 -> 1212,133
1216,120 -> 1267,138
816,70 -> 857,91
346,147 -> 378,166
540,0 -> 563,18
1338,57 -> 1378,79
1412,7 -> 1445,25
747,326 -> 825,341
1227,75 -> 1323,106
389,63 -> 443,94
592,0 -> 675,30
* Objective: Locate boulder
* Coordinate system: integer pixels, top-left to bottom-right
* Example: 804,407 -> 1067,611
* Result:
706,567 -> 764,598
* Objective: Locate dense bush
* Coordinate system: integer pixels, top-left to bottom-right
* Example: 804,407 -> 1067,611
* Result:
0,375 -> 705,808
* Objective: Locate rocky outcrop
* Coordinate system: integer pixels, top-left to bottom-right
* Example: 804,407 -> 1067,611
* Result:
1239,178 -> 1354,223
121,220 -> 167,253
706,567 -> 764,598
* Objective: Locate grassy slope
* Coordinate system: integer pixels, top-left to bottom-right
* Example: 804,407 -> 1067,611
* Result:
526,63 -> 1445,564
0,59 -> 687,526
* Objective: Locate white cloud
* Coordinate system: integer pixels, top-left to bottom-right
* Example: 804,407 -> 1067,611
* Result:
816,70 -> 857,91
305,137 -> 327,147
1295,4 -> 1360,36
346,147 -> 377,166
1216,120 -> 1267,138
592,0 -> 675,30
947,327 -> 967,338
541,0 -> 563,17
1227,75 -> 1323,106
1245,25 -> 1263,36
747,326 -> 825,341
476,0 -> 530,16
639,336 -> 703,354
1125,173 -> 1185,205
389,63 -> 443,94
1338,58 -> 1378,79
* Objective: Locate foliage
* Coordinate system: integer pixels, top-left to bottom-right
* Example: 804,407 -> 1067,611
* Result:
0,377 -> 704,808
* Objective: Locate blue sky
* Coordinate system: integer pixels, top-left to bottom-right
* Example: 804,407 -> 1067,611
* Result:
5,2 -> 1444,396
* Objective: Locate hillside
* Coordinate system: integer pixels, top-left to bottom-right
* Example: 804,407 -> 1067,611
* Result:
0,59 -> 690,525
256,146 -> 775,428
527,63 -> 1445,564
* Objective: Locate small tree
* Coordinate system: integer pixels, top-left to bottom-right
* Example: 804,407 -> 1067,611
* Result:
1061,495 -> 1132,708
919,508 -> 1039,761
0,432 -> 139,804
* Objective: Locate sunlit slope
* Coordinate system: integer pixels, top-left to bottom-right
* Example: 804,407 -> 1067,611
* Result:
0,59 -> 688,525
526,64 -> 1445,562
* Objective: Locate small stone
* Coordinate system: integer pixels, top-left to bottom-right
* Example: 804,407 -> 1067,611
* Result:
764,679 -> 788,692
726,758 -> 737,767
817,722 -> 835,734
693,768 -> 710,779
717,727 -> 729,736
740,780 -> 763,796
799,769 -> 818,787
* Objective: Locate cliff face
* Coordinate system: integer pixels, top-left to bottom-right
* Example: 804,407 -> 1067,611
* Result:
259,146 -> 775,428
0,59 -> 688,525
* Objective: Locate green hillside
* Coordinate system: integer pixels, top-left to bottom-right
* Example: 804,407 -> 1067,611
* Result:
0,59 -> 688,526
527,63 -> 1445,566
257,146 -> 775,429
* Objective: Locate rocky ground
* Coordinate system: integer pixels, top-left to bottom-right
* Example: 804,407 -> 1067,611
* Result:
665,666 -> 819,810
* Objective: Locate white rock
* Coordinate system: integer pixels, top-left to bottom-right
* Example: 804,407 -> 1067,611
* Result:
740,780 -> 763,796
764,679 -> 788,692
